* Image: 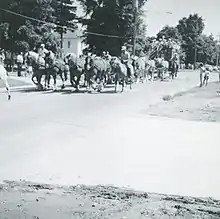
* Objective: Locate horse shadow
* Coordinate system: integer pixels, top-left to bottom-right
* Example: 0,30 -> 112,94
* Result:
13,83 -> 121,96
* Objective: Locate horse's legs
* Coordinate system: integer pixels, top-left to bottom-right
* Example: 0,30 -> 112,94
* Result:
37,72 -> 43,90
59,71 -> 65,89
75,73 -> 82,91
151,70 -> 154,82
114,75 -> 118,93
129,77 -> 132,90
31,74 -> 38,86
219,73 -> 220,82
87,71 -> 92,93
161,69 -> 164,81
64,70 -> 68,81
47,74 -> 51,88
52,74 -> 57,90
69,70 -> 75,87
121,80 -> 124,93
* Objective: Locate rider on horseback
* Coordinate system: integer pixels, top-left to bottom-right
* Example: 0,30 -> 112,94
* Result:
38,44 -> 49,59
170,52 -> 179,66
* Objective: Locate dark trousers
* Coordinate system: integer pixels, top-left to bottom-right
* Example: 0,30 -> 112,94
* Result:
17,62 -> 22,76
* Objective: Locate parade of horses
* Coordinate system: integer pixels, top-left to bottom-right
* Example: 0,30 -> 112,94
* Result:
1,35 -> 220,101
0,37 -> 183,97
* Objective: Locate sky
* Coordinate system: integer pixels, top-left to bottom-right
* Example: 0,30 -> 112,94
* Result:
74,0 -> 220,39
143,0 -> 220,38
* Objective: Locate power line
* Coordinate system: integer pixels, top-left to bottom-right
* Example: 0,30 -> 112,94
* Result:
0,6 -> 146,39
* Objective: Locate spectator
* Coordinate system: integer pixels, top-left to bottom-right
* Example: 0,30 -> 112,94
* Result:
0,49 -> 5,65
16,52 -> 24,77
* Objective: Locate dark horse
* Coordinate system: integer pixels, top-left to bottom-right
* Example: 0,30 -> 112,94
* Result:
169,60 -> 179,79
65,53 -> 85,91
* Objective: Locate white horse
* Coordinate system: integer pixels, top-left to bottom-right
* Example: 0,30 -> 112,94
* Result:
155,58 -> 169,80
146,59 -> 156,81
133,57 -> 147,83
0,64 -> 11,100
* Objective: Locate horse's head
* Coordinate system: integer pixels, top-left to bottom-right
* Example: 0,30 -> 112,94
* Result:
44,50 -> 55,65
110,56 -> 118,67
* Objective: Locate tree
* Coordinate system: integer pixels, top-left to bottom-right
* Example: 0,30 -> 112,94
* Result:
78,0 -> 147,56
157,25 -> 182,42
177,13 -> 205,64
52,0 -> 78,48
0,0 -> 56,52
196,34 -> 218,65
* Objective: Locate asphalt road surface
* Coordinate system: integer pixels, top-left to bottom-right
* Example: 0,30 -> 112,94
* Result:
0,71 -> 219,200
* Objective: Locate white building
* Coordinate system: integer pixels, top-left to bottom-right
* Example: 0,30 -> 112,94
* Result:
62,29 -> 85,56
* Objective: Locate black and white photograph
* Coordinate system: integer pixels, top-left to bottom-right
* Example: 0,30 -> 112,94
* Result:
0,0 -> 220,218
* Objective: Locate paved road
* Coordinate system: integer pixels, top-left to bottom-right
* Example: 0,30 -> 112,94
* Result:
0,71 -> 220,199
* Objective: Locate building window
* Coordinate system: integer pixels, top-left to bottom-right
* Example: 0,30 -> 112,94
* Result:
68,41 -> 71,48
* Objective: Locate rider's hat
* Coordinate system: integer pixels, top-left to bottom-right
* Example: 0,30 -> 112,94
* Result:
121,46 -> 126,51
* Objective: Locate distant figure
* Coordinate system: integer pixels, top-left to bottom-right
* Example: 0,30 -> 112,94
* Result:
199,63 -> 206,87
203,66 -> 210,86
16,52 -> 24,77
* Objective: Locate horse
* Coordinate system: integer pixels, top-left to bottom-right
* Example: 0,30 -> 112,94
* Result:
85,55 -> 108,92
0,64 -> 11,100
102,58 -> 113,86
169,59 -> 179,79
44,51 -> 69,90
133,57 -> 147,83
110,57 -> 132,93
155,58 -> 169,81
65,53 -> 85,91
24,51 -> 46,90
146,59 -> 156,81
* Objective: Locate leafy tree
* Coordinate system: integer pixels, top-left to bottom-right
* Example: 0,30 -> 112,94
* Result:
78,0 -> 147,56
0,0 -> 56,52
177,13 -> 205,64
0,0 -> 71,53
157,25 -> 182,42
196,34 -> 218,65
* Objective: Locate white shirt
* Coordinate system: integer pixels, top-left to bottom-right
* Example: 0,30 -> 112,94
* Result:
17,54 -> 23,63
38,48 -> 48,58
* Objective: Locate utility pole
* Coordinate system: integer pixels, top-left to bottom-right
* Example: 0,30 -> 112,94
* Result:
194,46 -> 197,69
60,0 -> 64,49
216,33 -> 220,66
133,0 -> 138,56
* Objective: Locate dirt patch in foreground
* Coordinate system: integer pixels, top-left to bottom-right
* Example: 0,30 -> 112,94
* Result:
0,181 -> 220,219
145,82 -> 220,122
